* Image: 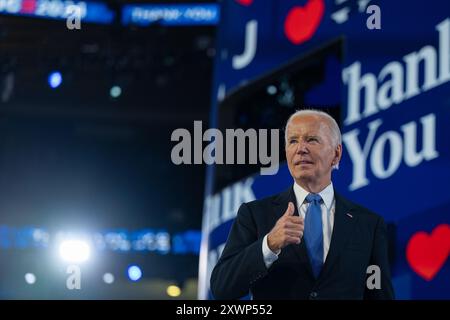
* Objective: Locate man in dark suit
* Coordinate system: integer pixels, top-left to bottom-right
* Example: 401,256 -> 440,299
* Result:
210,110 -> 394,300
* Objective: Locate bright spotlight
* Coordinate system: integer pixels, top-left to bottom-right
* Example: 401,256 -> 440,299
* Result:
167,285 -> 181,297
103,273 -> 115,284
24,273 -> 36,285
48,71 -> 62,89
59,240 -> 91,263
110,85 -> 122,98
127,265 -> 142,281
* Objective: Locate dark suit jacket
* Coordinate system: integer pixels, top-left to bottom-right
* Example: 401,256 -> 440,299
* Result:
210,185 -> 395,300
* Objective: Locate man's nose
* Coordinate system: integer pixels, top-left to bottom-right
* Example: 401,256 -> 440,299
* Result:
295,141 -> 308,154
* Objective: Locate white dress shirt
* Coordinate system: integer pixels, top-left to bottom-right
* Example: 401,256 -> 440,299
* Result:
262,182 -> 336,269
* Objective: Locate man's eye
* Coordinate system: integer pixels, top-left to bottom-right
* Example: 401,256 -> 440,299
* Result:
289,139 -> 297,144
308,137 -> 319,143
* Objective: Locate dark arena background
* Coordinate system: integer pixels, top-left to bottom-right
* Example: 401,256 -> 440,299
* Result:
0,0 -> 448,301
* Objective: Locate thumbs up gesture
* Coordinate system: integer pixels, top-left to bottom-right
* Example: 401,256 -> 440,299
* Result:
267,202 -> 304,252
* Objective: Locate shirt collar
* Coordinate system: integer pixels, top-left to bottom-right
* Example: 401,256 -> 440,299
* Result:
293,181 -> 334,209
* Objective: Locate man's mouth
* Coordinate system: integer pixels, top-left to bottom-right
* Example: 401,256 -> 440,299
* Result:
294,160 -> 314,165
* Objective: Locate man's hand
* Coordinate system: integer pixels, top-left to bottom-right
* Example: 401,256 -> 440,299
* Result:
267,202 -> 304,252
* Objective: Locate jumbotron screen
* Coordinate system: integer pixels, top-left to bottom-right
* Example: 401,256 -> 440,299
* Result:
199,0 -> 450,300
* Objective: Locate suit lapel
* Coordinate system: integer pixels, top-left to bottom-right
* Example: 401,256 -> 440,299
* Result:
272,186 -> 315,279
319,191 -> 358,279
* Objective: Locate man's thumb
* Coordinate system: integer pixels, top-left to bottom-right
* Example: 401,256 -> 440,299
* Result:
284,202 -> 295,216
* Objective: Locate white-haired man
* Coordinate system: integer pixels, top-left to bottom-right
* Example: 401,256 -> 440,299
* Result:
211,109 -> 394,300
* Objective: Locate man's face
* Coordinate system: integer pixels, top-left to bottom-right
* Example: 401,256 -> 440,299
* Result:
285,114 -> 341,187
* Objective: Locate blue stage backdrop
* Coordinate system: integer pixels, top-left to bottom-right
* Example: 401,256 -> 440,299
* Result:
199,0 -> 450,299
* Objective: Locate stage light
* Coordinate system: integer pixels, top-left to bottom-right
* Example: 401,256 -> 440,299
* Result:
59,240 -> 91,263
48,71 -> 62,88
266,85 -> 277,95
24,273 -> 36,285
103,273 -> 114,284
110,85 -> 122,98
166,285 -> 181,297
127,265 -> 142,281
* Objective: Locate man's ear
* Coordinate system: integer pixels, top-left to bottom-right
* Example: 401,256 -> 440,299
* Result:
332,144 -> 342,166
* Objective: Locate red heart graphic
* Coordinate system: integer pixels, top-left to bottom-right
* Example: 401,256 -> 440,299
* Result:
406,224 -> 450,281
284,0 -> 325,45
235,0 -> 253,6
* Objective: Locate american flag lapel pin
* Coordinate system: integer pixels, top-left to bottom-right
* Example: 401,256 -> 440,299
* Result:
346,213 -> 353,218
